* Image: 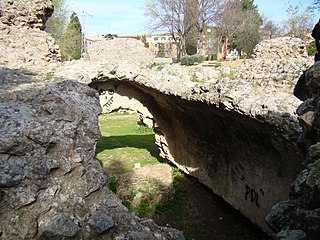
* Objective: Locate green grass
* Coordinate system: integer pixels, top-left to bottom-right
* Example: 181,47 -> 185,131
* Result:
96,112 -> 161,176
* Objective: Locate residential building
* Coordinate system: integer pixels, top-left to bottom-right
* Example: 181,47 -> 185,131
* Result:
145,33 -> 177,58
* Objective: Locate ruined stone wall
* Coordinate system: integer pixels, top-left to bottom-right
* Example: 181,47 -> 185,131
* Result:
56,36 -> 310,235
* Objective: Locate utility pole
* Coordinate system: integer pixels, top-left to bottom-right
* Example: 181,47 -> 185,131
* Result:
78,11 -> 92,58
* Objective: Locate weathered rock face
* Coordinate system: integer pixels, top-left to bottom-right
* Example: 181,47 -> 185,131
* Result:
0,0 -> 61,71
0,26 -> 61,70
266,61 -> 320,239
0,68 -> 184,240
0,0 -> 53,30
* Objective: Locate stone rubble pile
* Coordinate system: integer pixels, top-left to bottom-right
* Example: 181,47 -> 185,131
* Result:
87,38 -> 155,69
0,26 -> 61,70
253,37 -> 308,59
234,37 -> 313,92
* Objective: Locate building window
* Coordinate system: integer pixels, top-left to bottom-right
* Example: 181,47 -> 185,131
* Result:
155,44 -> 158,47
169,37 -> 173,41
161,37 -> 166,41
154,37 -> 159,41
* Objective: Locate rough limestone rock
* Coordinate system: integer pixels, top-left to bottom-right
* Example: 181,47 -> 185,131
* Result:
266,61 -> 320,240
0,1 -> 184,239
0,0 -> 53,30
252,37 -> 308,59
0,0 -> 314,236
0,0 -> 61,71
0,69 -> 184,240
0,26 -> 61,70
87,37 -> 154,69
234,37 -> 313,90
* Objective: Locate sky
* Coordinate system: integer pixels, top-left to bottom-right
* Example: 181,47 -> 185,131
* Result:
67,0 -> 319,36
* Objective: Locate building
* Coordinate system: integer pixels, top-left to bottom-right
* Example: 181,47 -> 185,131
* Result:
145,33 -> 177,58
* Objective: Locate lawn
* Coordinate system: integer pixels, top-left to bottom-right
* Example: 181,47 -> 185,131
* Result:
95,112 -> 161,175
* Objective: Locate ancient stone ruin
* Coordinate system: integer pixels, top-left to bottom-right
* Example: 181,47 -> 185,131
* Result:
0,0 -> 319,239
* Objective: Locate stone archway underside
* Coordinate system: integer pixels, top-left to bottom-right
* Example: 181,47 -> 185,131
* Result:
89,78 -> 303,236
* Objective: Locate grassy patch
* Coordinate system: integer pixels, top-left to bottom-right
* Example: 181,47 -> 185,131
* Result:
96,112 -> 161,176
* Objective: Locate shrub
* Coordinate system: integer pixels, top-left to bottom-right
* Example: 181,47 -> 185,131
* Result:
211,53 -> 217,60
240,54 -> 248,59
180,54 -> 205,66
308,47 -> 317,56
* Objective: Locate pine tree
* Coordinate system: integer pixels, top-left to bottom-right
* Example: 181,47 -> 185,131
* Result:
60,12 -> 82,60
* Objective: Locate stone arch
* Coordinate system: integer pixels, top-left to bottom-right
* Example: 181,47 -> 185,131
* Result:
89,78 -> 303,236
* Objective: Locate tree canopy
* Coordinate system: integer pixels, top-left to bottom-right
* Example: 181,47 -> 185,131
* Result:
45,1 -> 82,60
60,12 -> 82,60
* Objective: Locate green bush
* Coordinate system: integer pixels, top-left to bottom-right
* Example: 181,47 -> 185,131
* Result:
308,47 -> 317,56
180,54 -> 205,66
211,53 -> 217,60
240,54 -> 248,59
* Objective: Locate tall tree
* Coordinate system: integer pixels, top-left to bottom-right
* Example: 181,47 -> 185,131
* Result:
234,8 -> 261,56
234,0 -> 262,56
215,0 -> 244,59
197,0 -> 224,54
314,0 -> 320,10
216,0 -> 262,58
184,0 -> 198,55
60,12 -> 82,60
45,0 -> 69,40
283,2 -> 314,39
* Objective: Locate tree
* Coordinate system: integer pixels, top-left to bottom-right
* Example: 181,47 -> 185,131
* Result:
234,0 -> 262,56
261,17 -> 280,39
197,0 -> 224,54
216,0 -> 262,59
145,0 -> 223,59
215,0 -> 245,59
59,12 -> 82,60
283,2 -> 314,39
45,0 -> 69,40
184,0 -> 198,55
314,0 -> 320,10
234,8 -> 261,56
145,0 -> 186,59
